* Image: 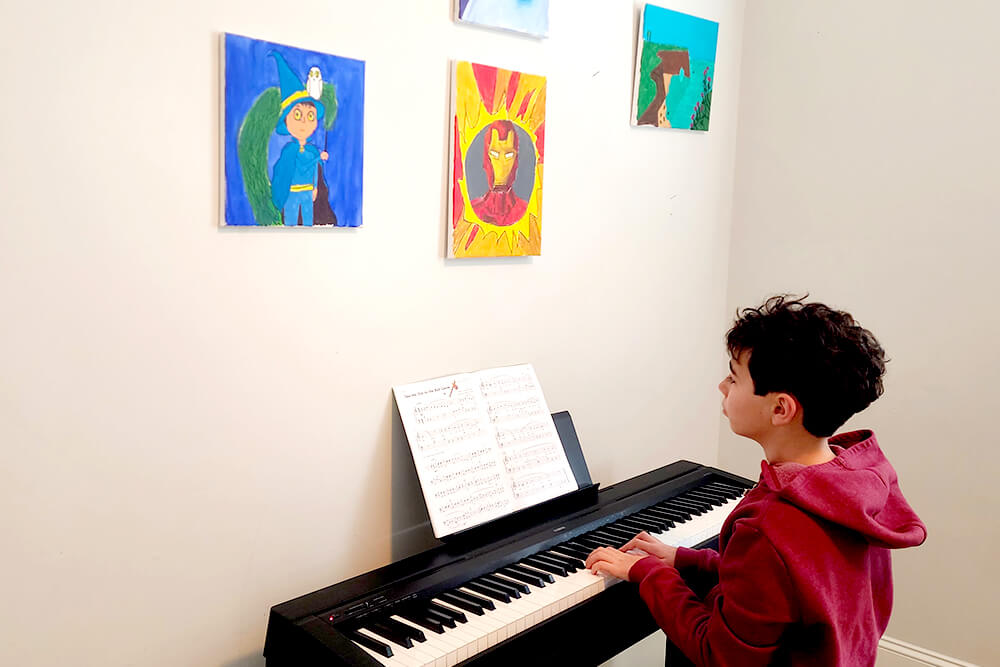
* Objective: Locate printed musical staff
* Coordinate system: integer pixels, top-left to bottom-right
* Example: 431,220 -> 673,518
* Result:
393,364 -> 577,538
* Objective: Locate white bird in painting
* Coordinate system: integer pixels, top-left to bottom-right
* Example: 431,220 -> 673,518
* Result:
306,67 -> 323,99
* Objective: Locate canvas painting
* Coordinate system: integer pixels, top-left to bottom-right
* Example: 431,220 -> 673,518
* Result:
222,33 -> 365,227
631,5 -> 719,131
456,0 -> 549,38
449,62 -> 546,258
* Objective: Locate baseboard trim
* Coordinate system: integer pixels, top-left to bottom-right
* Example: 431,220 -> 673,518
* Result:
879,636 -> 980,666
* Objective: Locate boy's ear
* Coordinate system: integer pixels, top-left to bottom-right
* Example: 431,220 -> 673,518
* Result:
771,393 -> 800,426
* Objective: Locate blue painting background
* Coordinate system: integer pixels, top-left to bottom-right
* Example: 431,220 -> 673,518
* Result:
642,5 -> 719,130
224,33 -> 365,227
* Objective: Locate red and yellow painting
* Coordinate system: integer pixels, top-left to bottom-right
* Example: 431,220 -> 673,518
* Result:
450,62 -> 546,258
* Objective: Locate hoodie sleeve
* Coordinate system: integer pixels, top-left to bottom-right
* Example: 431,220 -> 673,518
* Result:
628,523 -> 799,666
674,546 -> 720,577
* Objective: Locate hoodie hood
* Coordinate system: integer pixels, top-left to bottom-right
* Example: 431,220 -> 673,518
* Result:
759,430 -> 927,548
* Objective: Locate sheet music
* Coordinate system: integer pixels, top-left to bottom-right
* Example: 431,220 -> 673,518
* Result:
393,364 -> 577,538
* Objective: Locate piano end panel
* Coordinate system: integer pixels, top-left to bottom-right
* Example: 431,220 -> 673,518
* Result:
460,583 -> 660,666
264,613 -> 377,667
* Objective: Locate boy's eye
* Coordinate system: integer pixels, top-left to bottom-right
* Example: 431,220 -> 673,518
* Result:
308,111 -> 315,121
293,109 -> 301,120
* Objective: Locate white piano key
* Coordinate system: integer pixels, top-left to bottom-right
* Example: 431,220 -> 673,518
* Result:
390,615 -> 461,667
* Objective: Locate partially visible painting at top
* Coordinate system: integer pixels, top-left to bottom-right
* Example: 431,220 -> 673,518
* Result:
631,4 -> 719,131
456,0 -> 549,38
221,33 -> 365,227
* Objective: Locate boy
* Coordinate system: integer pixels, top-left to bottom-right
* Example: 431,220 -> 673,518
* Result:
586,295 -> 926,666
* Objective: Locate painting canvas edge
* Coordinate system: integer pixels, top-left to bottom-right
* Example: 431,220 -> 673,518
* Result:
447,60 -> 459,258
630,6 -> 648,128
219,32 -> 228,226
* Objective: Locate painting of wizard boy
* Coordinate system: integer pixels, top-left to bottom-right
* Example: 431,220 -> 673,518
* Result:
222,33 -> 365,227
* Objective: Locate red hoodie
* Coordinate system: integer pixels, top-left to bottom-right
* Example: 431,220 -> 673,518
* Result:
628,430 -> 926,666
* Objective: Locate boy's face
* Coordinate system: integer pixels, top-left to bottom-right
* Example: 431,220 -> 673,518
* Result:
719,351 -> 773,441
285,102 -> 318,142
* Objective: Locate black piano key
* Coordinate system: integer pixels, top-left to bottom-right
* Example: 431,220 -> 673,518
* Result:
346,629 -> 394,658
687,490 -> 726,506
499,565 -> 551,588
616,519 -> 655,534
602,524 -> 641,539
482,573 -> 528,596
451,588 -> 496,611
366,621 -> 414,649
679,493 -> 715,510
523,556 -> 568,577
703,482 -> 743,499
438,592 -> 485,616
565,540 -> 599,555
589,529 -> 627,547
509,563 -> 556,583
645,506 -> 687,522
630,514 -> 669,531
379,616 -> 425,643
654,501 -> 692,519
397,609 -> 446,634
427,601 -> 464,624
553,543 -> 592,560
542,551 -> 585,570
664,498 -> 707,514
636,510 -> 675,528
574,535 -> 608,550
464,580 -> 511,603
533,552 -> 579,572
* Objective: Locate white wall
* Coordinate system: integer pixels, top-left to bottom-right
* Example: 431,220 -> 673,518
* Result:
0,1 -> 746,664
726,1 -> 999,665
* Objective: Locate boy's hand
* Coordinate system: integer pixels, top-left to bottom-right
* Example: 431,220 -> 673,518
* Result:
585,546 -> 644,581
320,151 -> 329,160
621,531 -> 678,567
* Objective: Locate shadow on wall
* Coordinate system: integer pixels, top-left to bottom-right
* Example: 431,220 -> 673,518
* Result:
390,399 -> 442,561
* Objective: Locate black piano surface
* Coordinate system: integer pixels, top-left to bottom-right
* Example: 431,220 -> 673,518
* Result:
264,416 -> 754,666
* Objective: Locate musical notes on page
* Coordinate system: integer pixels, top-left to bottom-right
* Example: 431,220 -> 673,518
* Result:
393,364 -> 577,538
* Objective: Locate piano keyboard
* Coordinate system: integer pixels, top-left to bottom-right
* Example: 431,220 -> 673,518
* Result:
344,481 -> 747,666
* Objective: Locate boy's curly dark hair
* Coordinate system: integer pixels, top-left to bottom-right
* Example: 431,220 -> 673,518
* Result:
725,295 -> 887,438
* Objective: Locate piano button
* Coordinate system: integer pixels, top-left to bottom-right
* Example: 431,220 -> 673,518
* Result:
438,592 -> 485,616
464,581 -> 511,603
367,621 -> 415,649
427,600 -> 465,624
348,628 -> 395,658
479,574 -> 523,597
508,563 -> 555,584
499,566 -> 546,588
489,572 -> 531,594
542,551 -> 585,570
451,588 -> 496,611
533,552 -> 579,572
522,556 -> 567,577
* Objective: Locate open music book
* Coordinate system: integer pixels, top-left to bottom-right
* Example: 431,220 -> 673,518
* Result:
393,364 -> 578,538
